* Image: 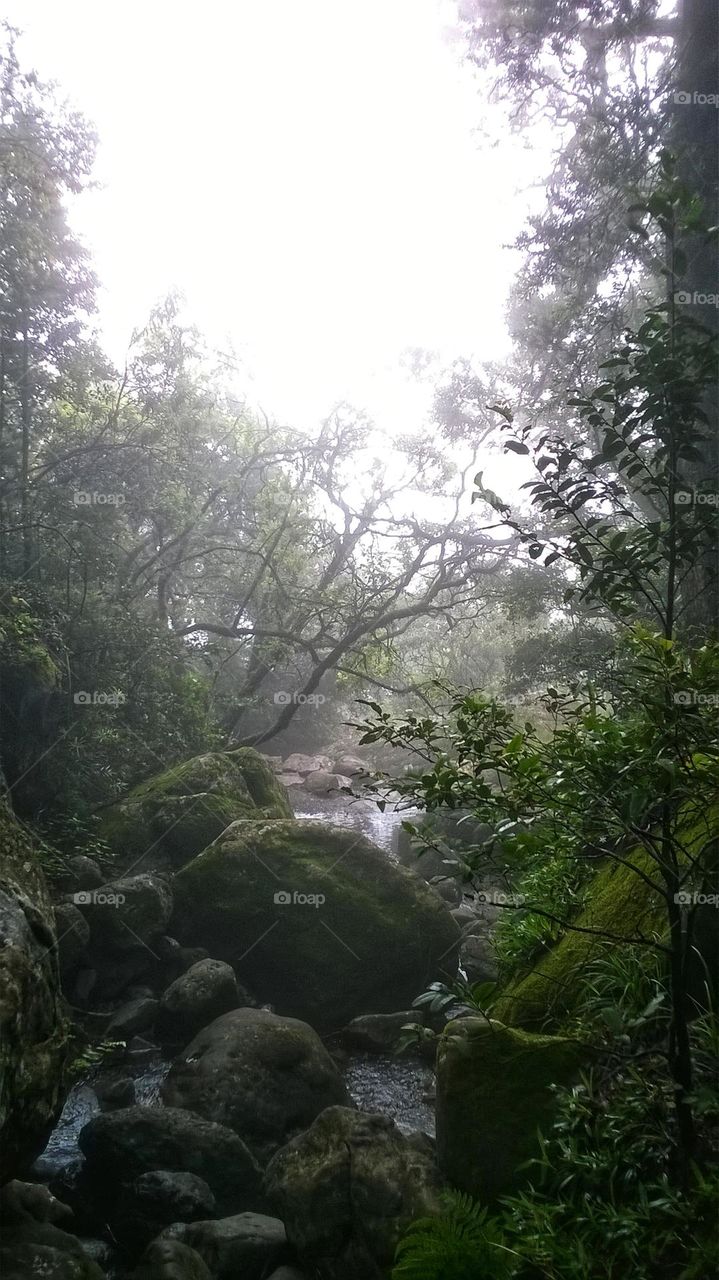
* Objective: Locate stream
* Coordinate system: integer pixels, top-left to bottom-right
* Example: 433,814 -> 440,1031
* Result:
37,788 -> 435,1184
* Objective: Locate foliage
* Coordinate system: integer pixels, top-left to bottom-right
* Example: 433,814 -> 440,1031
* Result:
392,1191 -> 515,1280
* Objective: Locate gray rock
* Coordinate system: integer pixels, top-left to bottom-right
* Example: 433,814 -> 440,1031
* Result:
275,772 -> 304,788
157,959 -> 240,1044
105,995 -> 158,1039
77,872 -> 173,954
264,1106 -> 440,1279
303,769 -> 352,795
163,1008 -> 349,1162
267,1269 -> 308,1280
282,753 -> 331,775
132,1239 -> 212,1280
79,1105 -> 262,1216
0,797 -> 69,1181
340,1011 -> 422,1054
113,1169 -> 216,1255
54,901 -> 90,977
331,755 -> 367,777
161,1213 -> 287,1280
63,856 -> 104,891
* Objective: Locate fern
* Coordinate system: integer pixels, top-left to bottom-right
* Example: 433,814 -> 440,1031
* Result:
392,1191 -> 515,1280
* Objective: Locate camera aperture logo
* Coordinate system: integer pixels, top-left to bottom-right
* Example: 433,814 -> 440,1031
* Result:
674,891 -> 719,907
73,890 -> 126,907
274,889 -> 325,909
673,91 -> 719,107
273,690 -> 326,706
73,491 -> 125,507
74,690 -> 126,707
673,489 -> 719,506
673,691 -> 719,707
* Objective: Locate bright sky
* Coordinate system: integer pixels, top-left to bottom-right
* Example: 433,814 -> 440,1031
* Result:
5,0 -> 542,435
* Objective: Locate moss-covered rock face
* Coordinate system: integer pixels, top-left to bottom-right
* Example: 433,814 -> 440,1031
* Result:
100,749 -> 293,868
171,819 -> 461,1029
0,796 -> 69,1181
436,1018 -> 586,1202
493,848 -> 666,1030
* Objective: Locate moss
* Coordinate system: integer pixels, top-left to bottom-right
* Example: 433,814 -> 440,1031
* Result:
494,805 -> 717,1030
171,819 -> 461,1029
493,846 -> 664,1029
435,1017 -> 587,1202
99,749 -> 292,867
0,796 -> 70,1180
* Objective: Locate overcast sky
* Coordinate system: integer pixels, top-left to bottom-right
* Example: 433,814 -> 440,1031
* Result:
5,0 -> 543,436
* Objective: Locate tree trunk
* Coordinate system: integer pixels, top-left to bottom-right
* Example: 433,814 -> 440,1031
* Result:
673,0 -> 719,637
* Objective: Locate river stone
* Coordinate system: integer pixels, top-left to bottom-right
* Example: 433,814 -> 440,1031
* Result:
99,749 -> 292,868
303,769 -> 352,795
339,1011 -> 422,1054
113,1170 -> 216,1255
77,872 -> 173,954
157,958 -> 240,1044
0,796 -> 69,1181
331,755 -> 367,777
264,1106 -> 441,1279
435,1017 -> 587,1201
132,1239 -> 212,1280
57,856 -> 104,893
160,1213 -> 287,1280
267,1269 -> 308,1280
162,1007 -> 349,1162
276,772 -> 304,789
105,995 -> 158,1039
171,820 -> 461,1028
78,1106 -> 262,1216
282,753 -> 331,775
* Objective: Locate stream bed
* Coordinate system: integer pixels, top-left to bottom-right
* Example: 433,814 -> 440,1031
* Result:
38,787 -> 435,1182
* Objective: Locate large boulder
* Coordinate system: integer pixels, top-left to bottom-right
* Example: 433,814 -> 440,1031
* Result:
132,1239 -> 212,1280
112,1170 -> 216,1255
303,770 -> 352,795
0,1181 -> 103,1278
331,755 -> 368,778
171,820 -> 461,1028
0,796 -> 69,1181
78,1106 -> 262,1216
159,1213 -> 287,1280
162,1008 -> 349,1162
436,1018 -> 586,1201
282,754 -> 331,776
99,749 -> 292,868
76,872 -> 173,955
264,1106 -> 440,1279
156,958 -> 241,1044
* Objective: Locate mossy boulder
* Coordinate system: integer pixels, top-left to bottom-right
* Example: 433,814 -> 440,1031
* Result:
493,847 -> 666,1030
162,1008 -> 349,1162
99,749 -> 293,868
264,1107 -> 440,1280
171,819 -> 461,1028
0,795 -> 69,1181
436,1018 -> 587,1202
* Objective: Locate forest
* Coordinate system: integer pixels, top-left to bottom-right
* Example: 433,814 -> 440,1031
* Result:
0,1 -> 717,1277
